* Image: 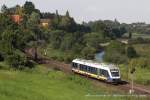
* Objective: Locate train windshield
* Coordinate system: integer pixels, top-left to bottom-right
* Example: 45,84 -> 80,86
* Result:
110,69 -> 119,77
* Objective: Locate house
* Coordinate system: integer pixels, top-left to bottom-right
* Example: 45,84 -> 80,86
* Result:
40,19 -> 51,28
11,14 -> 22,24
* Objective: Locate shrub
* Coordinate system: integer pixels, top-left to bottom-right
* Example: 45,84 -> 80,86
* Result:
137,58 -> 150,69
104,41 -> 127,64
81,46 -> 96,60
128,58 -> 150,69
51,56 -> 57,60
24,60 -> 35,68
5,53 -> 35,70
0,52 -> 4,61
128,37 -> 150,44
6,53 -> 24,69
56,56 -> 64,62
64,54 -> 74,63
126,46 -> 137,58
104,51 -> 127,64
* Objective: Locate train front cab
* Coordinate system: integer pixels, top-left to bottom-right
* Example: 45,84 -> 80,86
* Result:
107,69 -> 121,83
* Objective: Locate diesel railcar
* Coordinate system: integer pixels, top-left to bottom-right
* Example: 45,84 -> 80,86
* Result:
71,59 -> 121,83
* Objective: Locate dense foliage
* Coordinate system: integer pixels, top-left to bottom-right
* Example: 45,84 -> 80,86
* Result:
0,1 -> 150,69
0,1 -> 96,68
104,41 -> 127,64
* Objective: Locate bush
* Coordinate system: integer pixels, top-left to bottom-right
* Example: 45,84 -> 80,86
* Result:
128,58 -> 150,69
64,54 -> 74,63
137,58 -> 150,69
5,53 -> 35,70
51,56 -> 57,60
56,56 -> 64,62
24,60 -> 35,68
126,46 -> 137,58
81,46 -> 96,60
104,41 -> 127,64
129,37 -> 150,44
0,52 -> 4,61
104,51 -> 127,64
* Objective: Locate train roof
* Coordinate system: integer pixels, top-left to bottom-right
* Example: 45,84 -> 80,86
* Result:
72,59 -> 119,70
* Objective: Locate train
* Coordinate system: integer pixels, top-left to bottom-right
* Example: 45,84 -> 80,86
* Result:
71,59 -> 121,83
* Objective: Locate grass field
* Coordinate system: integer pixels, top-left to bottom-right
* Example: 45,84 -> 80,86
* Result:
119,44 -> 150,86
123,33 -> 150,39
38,46 -> 74,60
132,33 -> 150,39
0,63 -> 149,100
119,65 -> 150,85
133,44 -> 150,58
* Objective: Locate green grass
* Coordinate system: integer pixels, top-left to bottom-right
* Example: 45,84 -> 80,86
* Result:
132,33 -> 150,39
119,64 -> 150,86
119,44 -> 150,86
38,46 -> 72,59
0,65 -> 148,100
133,44 -> 150,58
123,33 -> 150,39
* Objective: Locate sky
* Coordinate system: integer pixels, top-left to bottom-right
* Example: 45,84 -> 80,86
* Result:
1,0 -> 150,24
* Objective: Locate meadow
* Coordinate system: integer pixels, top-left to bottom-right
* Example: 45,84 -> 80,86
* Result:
119,44 -> 150,86
0,62 -> 149,100
123,33 -> 150,39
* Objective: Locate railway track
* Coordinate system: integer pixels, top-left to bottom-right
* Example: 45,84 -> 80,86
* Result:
25,48 -> 150,95
42,59 -> 150,95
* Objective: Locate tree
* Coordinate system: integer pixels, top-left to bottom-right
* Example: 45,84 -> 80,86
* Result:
50,30 -> 64,49
56,10 -> 60,19
126,46 -> 137,58
1,4 -> 8,14
1,30 -> 15,53
23,1 -> 35,15
60,33 -> 74,51
15,5 -> 24,16
81,46 -> 96,60
129,32 -> 132,39
27,12 -> 41,39
84,33 -> 102,50
28,12 -> 40,25
0,14 -> 13,34
104,41 -> 127,64
66,10 -> 70,18
0,52 -> 4,61
59,16 -> 77,32
51,10 -> 60,29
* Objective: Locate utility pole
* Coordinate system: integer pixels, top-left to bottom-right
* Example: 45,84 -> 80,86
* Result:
129,67 -> 135,94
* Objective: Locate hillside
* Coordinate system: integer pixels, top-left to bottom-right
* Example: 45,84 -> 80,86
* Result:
0,64 -> 149,100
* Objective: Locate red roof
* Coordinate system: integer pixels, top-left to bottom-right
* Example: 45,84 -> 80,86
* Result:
11,15 -> 21,24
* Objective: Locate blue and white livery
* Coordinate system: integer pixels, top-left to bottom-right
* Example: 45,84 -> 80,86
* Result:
71,59 -> 121,83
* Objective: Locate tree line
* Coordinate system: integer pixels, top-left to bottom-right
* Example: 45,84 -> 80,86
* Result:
0,1 -> 147,69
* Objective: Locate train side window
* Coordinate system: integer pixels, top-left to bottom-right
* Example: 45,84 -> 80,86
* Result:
101,69 -> 109,77
72,63 -> 78,68
82,65 -> 85,71
79,64 -> 82,70
99,69 -> 102,75
93,68 -> 98,75
88,66 -> 91,73
79,64 -> 84,71
88,66 -> 97,75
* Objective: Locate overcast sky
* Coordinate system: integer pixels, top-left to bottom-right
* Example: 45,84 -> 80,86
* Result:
1,0 -> 150,24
